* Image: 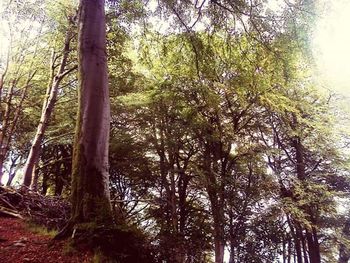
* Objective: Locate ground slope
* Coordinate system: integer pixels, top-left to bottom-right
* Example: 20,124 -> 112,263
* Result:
0,217 -> 91,263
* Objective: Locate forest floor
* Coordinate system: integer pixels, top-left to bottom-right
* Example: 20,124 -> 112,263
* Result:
0,217 -> 92,263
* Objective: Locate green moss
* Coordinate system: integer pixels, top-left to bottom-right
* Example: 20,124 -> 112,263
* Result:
92,248 -> 120,263
67,222 -> 154,263
92,250 -> 102,263
25,221 -> 58,238
78,194 -> 114,225
62,240 -> 78,256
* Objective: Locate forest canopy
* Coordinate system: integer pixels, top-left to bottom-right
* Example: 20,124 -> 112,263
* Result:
0,0 -> 350,262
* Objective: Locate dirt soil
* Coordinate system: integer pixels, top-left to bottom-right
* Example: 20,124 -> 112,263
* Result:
0,217 -> 92,263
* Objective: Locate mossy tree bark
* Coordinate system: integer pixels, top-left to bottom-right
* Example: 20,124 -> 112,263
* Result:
54,1 -> 114,245
69,0 -> 113,226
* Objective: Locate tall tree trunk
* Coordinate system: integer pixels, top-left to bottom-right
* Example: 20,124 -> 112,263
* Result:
306,227 -> 321,263
288,217 -> 303,263
30,164 -> 40,191
312,227 -> 320,262
207,175 -> 225,263
55,1 -> 113,246
293,131 -> 321,263
301,230 -> 309,263
339,219 -> 350,263
294,230 -> 303,263
203,144 -> 225,263
54,161 -> 64,196
69,0 -> 112,225
228,209 -> 236,263
287,237 -> 292,263
229,231 -> 236,263
23,31 -> 73,187
41,170 -> 49,195
0,156 -> 4,184
213,216 -> 225,263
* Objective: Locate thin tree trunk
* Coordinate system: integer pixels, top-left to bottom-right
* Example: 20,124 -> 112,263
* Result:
41,171 -> 49,195
228,209 -> 236,263
0,156 -> 4,184
287,237 -> 292,263
229,238 -> 235,263
306,227 -> 320,263
5,155 -> 19,186
6,165 -> 16,186
0,78 -> 33,184
301,230 -> 309,263
6,171 -> 16,186
54,160 -> 64,196
295,231 -> 303,263
30,164 -> 40,191
203,144 -> 225,263
177,168 -> 189,262
23,31 -> 73,187
338,217 -> 349,263
287,239 -> 292,263
213,222 -> 225,263
312,227 -> 321,263
0,81 -> 15,184
0,27 -> 41,184
209,181 -> 225,263
0,35 -> 11,106
288,217 -> 303,263
339,248 -> 350,263
283,236 -> 287,263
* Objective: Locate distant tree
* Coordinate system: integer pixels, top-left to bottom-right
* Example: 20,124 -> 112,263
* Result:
0,0 -> 45,183
22,20 -> 76,188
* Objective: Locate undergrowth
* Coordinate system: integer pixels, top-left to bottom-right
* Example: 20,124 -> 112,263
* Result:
25,221 -> 58,238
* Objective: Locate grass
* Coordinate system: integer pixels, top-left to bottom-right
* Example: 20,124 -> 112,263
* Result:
62,240 -> 78,256
25,221 -> 58,238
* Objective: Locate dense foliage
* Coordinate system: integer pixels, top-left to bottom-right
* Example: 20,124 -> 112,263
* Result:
1,0 -> 349,262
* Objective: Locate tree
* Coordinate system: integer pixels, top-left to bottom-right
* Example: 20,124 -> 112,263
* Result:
1,0 -> 350,262
50,2 -> 156,261
68,0 -> 113,227
22,24 -> 76,188
0,0 -> 46,183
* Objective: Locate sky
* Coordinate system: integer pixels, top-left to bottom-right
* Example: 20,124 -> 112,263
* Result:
0,5 -> 9,66
312,0 -> 350,97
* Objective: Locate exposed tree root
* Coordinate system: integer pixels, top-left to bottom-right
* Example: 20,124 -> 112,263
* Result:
0,205 -> 23,219
54,220 -> 155,263
53,220 -> 75,240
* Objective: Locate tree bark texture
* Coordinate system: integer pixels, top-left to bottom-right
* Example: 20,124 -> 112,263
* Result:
70,0 -> 112,225
203,144 -> 225,263
306,227 -> 321,263
339,219 -> 350,263
0,157 -> 4,184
